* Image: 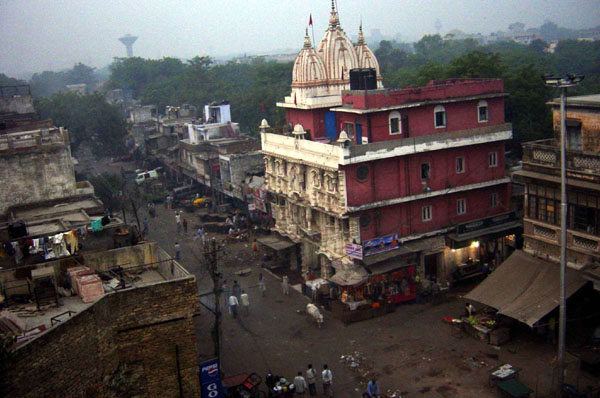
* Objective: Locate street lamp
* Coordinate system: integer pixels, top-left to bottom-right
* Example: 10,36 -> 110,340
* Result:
541,73 -> 584,393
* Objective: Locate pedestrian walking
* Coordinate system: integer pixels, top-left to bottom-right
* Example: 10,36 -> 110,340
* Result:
228,295 -> 239,318
221,280 -> 229,310
252,239 -> 259,252
282,275 -> 289,295
166,195 -> 173,210
142,217 -> 149,237
148,202 -> 156,218
195,227 -> 205,243
232,280 -> 241,300
258,273 -> 266,297
294,371 -> 307,398
183,218 -> 188,234
175,212 -> 181,233
240,290 -> 249,314
174,241 -> 180,261
306,364 -> 317,396
322,365 -> 333,397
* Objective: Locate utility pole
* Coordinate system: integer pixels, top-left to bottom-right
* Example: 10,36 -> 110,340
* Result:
204,238 -> 223,358
542,73 -> 584,395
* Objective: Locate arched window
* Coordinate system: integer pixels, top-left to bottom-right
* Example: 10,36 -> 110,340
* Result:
389,111 -> 401,135
478,100 -> 489,122
434,105 -> 446,128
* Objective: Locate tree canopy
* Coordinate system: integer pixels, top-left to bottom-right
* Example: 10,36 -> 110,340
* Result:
35,92 -> 128,156
106,56 -> 291,134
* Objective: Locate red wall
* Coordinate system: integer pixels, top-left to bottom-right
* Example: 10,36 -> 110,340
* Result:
286,108 -> 329,139
357,184 -> 511,241
336,97 -> 505,144
343,78 -> 504,109
344,142 -> 506,207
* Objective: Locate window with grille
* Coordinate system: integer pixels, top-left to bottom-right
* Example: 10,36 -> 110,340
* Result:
456,157 -> 465,173
422,205 -> 432,221
457,198 -> 466,215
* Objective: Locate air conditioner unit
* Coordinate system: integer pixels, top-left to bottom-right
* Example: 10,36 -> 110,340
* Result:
361,137 -> 369,145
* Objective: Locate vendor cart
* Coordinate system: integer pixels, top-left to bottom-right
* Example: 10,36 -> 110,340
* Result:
223,373 -> 265,398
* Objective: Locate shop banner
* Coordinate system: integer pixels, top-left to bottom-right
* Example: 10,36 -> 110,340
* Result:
363,233 -> 399,256
456,211 -> 517,235
253,199 -> 267,213
200,358 -> 223,398
253,188 -> 266,201
345,243 -> 363,260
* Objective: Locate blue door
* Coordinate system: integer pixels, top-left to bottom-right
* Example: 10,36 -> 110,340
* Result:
325,112 -> 336,139
356,123 -> 362,144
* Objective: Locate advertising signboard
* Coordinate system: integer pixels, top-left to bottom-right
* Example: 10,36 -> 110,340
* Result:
200,358 -> 223,398
345,243 -> 363,260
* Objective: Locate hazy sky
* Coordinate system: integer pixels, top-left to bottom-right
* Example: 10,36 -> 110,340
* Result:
1,0 -> 598,77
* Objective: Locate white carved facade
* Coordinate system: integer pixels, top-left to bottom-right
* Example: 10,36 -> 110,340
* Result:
264,150 -> 360,275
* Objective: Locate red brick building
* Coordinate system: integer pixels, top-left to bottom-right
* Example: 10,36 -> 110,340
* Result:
262,4 -> 519,300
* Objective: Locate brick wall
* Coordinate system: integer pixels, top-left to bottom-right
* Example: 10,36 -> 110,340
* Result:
5,277 -> 201,398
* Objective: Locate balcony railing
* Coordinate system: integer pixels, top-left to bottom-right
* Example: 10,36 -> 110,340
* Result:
522,139 -> 600,181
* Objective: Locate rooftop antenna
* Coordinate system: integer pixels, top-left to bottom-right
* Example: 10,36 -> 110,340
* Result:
118,34 -> 138,57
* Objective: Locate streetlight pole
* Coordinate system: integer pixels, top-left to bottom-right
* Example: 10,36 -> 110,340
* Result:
542,74 -> 583,395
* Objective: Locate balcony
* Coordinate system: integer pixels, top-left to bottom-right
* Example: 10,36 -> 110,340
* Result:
524,218 -> 600,257
522,139 -> 600,183
261,123 -> 512,167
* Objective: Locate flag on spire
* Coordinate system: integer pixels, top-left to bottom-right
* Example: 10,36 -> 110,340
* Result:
309,13 -> 313,26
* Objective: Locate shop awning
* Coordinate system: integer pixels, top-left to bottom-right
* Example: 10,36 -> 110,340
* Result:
362,239 -> 431,266
447,221 -> 522,249
328,268 -> 368,286
257,235 -> 296,251
465,250 -> 587,327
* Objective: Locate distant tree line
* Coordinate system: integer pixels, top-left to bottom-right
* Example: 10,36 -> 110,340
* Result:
375,35 -> 600,155
2,30 -> 599,159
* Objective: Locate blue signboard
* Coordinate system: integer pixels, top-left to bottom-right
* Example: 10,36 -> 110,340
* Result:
200,358 -> 223,398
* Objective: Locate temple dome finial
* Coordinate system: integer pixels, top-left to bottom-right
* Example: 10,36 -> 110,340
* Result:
303,28 -> 312,48
328,0 -> 340,29
357,22 -> 365,45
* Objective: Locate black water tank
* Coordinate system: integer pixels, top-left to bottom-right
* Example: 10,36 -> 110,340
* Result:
349,68 -> 377,90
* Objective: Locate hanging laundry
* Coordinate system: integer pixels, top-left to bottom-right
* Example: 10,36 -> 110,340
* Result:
91,219 -> 103,232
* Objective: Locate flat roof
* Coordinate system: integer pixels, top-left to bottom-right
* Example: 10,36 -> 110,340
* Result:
548,94 -> 600,108
0,243 -> 192,347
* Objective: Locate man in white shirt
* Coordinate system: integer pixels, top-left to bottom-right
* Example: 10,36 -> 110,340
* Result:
228,295 -> 239,318
322,364 -> 333,397
306,364 -> 317,396
293,371 -> 307,397
240,290 -> 250,314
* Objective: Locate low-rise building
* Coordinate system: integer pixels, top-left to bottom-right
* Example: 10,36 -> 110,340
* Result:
1,242 -> 201,398
467,94 -> 600,328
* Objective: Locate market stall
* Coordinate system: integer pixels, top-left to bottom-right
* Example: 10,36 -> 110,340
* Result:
327,266 -> 419,324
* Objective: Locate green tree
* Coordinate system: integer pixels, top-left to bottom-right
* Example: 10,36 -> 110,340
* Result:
36,92 -> 128,156
29,63 -> 97,97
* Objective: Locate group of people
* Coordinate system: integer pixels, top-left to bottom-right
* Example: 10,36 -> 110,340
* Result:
268,364 -> 333,397
225,278 -> 267,318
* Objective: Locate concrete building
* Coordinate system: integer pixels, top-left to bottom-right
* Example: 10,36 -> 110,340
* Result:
262,3 -> 518,292
1,242 -> 201,398
177,102 -> 262,210
518,95 -> 600,281
465,94 -> 600,328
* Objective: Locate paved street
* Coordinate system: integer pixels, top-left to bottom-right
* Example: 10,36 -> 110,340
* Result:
139,201 -> 574,398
